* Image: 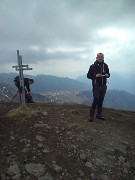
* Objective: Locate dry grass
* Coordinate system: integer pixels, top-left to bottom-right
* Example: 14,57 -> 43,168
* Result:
6,105 -> 39,118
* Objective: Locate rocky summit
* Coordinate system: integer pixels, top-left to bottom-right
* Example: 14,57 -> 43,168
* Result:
0,101 -> 135,180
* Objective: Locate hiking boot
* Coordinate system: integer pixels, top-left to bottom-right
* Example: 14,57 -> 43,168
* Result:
26,100 -> 35,103
89,117 -> 94,122
96,115 -> 105,120
31,101 -> 35,103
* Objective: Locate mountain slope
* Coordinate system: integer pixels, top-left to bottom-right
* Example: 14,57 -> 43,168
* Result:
78,90 -> 135,111
104,90 -> 135,111
0,83 -> 16,101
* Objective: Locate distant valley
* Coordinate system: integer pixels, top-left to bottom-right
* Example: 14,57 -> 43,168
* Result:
0,72 -> 135,112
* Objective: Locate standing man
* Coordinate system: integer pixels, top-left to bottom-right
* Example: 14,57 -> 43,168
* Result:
87,52 -> 110,122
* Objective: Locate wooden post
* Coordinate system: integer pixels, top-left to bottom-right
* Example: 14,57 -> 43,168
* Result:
17,50 -> 22,103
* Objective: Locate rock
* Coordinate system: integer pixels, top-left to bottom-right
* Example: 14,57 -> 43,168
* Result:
123,168 -> 128,174
99,174 -> 110,180
115,146 -> 127,155
38,143 -> 44,147
42,148 -> 51,153
42,111 -> 48,116
52,164 -> 62,172
36,135 -> 45,142
44,124 -> 51,129
25,163 -> 45,177
80,153 -> 87,161
22,148 -> 29,153
95,158 -> 104,166
85,162 -> 92,168
100,130 -> 104,134
34,124 -> 45,128
105,147 -> 114,154
78,170 -> 84,177
26,144 -> 31,147
108,155 -> 115,160
10,136 -> 15,141
122,161 -> 131,169
61,127 -> 65,131
70,144 -> 77,150
38,172 -> 53,180
118,156 -> 125,166
91,172 -> 95,179
6,164 -> 21,179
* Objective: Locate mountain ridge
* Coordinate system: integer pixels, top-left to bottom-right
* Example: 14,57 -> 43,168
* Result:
0,73 -> 89,93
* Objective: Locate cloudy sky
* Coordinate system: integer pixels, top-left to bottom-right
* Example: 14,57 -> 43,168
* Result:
0,0 -> 135,78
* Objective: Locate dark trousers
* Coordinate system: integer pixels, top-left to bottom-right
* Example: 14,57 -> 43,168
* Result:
15,84 -> 33,103
90,85 -> 107,118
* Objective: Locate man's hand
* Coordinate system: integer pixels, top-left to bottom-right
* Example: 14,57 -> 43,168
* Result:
105,73 -> 109,77
96,73 -> 109,77
96,73 -> 102,77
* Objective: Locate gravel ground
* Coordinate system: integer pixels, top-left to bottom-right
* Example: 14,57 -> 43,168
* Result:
0,101 -> 135,180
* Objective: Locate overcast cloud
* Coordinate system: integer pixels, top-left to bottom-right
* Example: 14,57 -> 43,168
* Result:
0,0 -> 135,78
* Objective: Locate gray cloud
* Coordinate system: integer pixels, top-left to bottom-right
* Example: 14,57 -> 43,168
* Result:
0,0 -> 135,77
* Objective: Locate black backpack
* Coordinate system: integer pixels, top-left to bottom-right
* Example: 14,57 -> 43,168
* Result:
14,76 -> 20,83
